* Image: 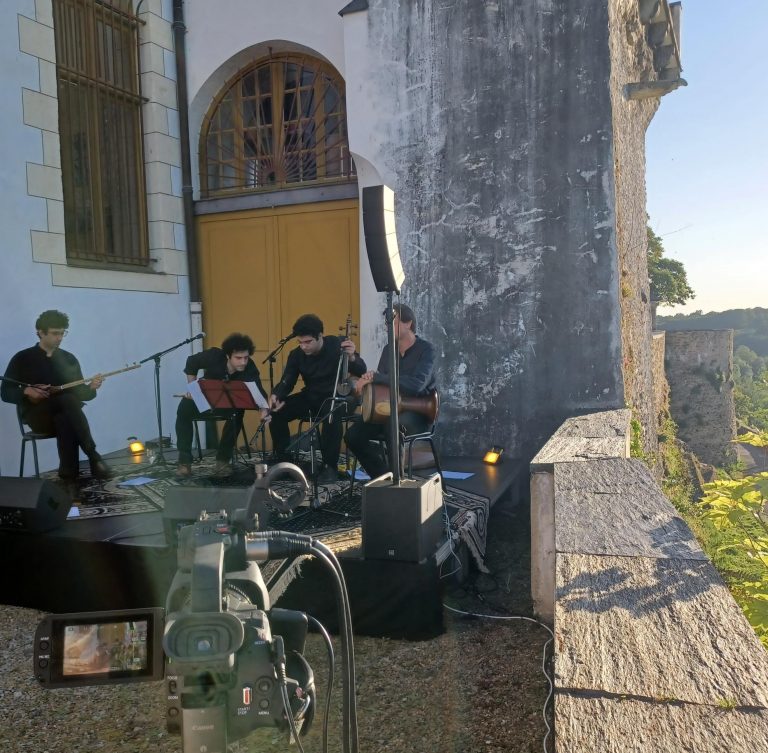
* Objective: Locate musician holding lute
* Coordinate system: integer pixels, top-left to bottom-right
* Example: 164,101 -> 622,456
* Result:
1,310 -> 116,481
345,303 -> 437,480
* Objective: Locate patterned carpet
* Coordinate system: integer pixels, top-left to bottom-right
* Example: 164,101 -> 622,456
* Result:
45,452 -> 491,566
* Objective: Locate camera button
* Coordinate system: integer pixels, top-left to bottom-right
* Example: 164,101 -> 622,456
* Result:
39,640 -> 49,651
258,699 -> 270,710
38,659 -> 48,668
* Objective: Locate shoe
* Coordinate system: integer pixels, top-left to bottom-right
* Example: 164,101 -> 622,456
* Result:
213,460 -> 233,477
89,457 -> 113,480
58,468 -> 79,482
317,465 -> 340,485
175,463 -> 192,479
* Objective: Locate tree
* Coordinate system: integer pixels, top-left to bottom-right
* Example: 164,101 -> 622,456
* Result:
647,226 -> 694,306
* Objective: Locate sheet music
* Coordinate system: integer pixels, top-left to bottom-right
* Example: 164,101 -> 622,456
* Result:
245,381 -> 269,410
186,379 -> 210,412
187,378 -> 268,411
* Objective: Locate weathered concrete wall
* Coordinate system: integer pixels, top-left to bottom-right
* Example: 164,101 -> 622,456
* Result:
651,331 -> 669,425
354,0 -> 626,459
665,330 -> 736,466
607,0 -> 660,459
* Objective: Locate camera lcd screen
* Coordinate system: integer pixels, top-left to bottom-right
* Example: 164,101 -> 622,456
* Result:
36,608 -> 165,687
62,619 -> 150,678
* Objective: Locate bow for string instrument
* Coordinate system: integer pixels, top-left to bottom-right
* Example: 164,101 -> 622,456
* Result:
27,363 -> 141,403
336,314 -> 358,397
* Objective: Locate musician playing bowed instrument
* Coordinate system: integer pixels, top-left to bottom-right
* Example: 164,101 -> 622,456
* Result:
345,303 -> 436,480
1,309 -> 112,481
269,314 -> 366,485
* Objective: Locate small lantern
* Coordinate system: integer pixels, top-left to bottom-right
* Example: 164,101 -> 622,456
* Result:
483,446 -> 504,465
127,436 -> 145,454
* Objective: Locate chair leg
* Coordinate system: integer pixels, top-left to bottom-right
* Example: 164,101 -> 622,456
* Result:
32,439 -> 40,478
348,456 -> 358,503
429,438 -> 446,491
19,439 -> 26,477
193,422 -> 203,461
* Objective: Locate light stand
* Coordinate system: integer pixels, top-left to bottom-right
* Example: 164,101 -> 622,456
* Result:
385,291 -> 402,485
139,334 -> 203,465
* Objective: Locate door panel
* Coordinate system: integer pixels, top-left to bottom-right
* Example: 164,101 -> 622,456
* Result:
197,199 -> 359,448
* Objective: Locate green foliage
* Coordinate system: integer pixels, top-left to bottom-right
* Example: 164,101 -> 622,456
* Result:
657,418 -> 694,514
733,346 -> 768,431
647,226 -> 694,307
700,472 -> 768,648
657,307 -> 768,358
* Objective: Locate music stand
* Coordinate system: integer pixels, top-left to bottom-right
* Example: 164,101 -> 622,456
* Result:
196,379 -> 266,464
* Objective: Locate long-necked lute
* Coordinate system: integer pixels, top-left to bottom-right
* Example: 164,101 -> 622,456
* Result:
28,363 -> 140,403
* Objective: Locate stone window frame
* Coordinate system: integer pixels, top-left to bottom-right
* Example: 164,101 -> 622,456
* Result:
200,53 -> 355,198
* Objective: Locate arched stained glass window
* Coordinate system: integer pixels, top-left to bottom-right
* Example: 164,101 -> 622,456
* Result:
201,55 -> 355,196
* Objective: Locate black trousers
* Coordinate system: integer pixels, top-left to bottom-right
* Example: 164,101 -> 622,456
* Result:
269,393 -> 349,468
23,393 -> 98,476
344,410 -> 429,479
175,398 -> 243,465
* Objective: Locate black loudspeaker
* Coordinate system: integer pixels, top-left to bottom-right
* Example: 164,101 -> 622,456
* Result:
362,473 -> 444,563
362,185 -> 405,293
0,478 -> 72,533
162,485 -> 252,546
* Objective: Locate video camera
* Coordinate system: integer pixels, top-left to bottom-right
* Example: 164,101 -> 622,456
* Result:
33,463 -> 359,753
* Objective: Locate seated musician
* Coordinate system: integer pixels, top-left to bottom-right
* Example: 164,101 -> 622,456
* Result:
1,309 -> 112,481
175,333 -> 269,478
269,314 -> 366,484
345,303 -> 436,479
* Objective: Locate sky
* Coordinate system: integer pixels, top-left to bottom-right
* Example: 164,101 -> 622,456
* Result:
645,0 -> 767,315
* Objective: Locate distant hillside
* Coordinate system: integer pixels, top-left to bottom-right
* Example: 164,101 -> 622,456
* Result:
657,307 -> 768,358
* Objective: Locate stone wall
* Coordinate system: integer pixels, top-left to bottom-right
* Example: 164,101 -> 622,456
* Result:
651,331 -> 669,425
607,0 -> 661,459
664,330 -> 736,466
531,409 -> 768,750
357,0 -> 628,460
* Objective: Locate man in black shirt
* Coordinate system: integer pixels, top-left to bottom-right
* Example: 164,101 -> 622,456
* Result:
345,303 -> 437,480
175,333 -> 269,478
269,314 -> 366,483
1,310 -> 112,480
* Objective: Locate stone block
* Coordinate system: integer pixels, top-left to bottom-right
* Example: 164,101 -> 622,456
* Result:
42,131 -> 60,168
556,553 -> 768,707
554,460 -> 705,559
38,59 -> 56,97
139,12 -> 173,51
22,88 -> 57,132
142,102 -> 170,135
145,162 -> 172,195
139,41 -> 166,76
35,0 -> 53,28
147,192 -> 183,224
144,132 -> 181,167
142,71 -> 178,109
555,695 -> 768,753
27,162 -> 62,201
31,230 -> 66,264
18,15 -> 55,63
46,199 -> 64,234
52,264 -> 179,294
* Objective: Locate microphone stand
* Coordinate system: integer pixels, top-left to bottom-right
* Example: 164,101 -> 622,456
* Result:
139,334 -> 203,466
284,398 -> 350,510
257,334 -> 293,457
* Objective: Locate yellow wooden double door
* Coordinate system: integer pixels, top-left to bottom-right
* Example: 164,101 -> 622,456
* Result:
197,198 -> 360,442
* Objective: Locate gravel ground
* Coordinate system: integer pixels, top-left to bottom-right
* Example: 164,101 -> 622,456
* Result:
1,495 -> 553,752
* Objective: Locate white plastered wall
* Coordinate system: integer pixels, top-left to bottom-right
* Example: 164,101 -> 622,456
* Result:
0,0 -> 192,474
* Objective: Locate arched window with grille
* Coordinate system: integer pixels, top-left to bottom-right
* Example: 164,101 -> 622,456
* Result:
201,55 -> 355,196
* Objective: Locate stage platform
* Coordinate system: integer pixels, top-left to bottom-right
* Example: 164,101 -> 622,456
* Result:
0,451 -> 526,638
